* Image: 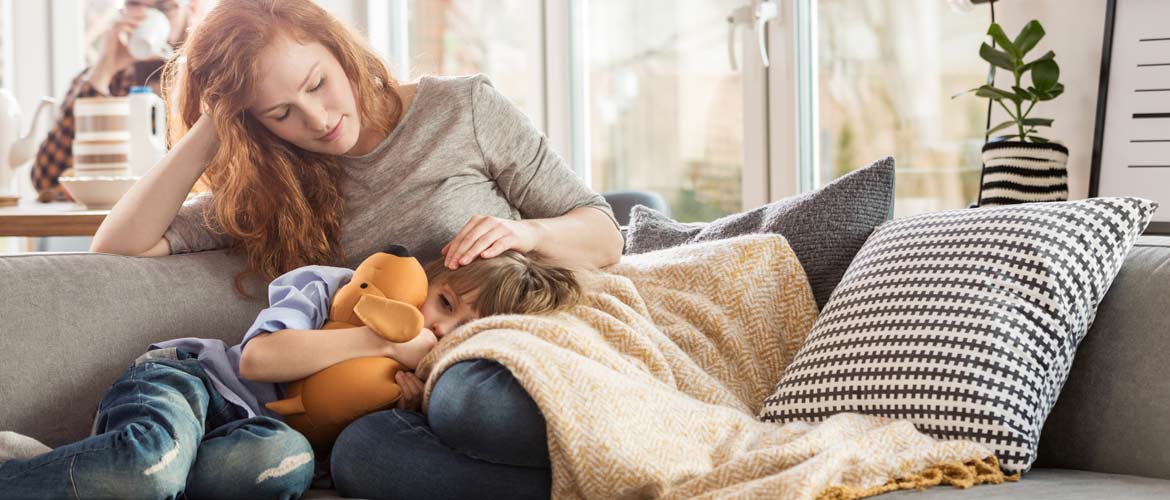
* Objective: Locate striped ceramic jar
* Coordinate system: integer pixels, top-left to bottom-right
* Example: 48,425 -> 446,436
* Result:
74,96 -> 131,143
73,140 -> 131,177
977,141 -> 1069,207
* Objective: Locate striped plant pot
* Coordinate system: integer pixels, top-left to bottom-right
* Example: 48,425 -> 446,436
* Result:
977,141 -> 1069,207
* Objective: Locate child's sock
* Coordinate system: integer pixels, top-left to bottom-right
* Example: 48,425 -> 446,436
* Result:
0,431 -> 52,463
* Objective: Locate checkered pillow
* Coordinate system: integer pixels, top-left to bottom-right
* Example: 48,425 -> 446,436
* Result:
759,197 -> 1158,473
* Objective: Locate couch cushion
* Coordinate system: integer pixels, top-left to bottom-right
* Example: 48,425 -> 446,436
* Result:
624,156 -> 894,308
304,489 -> 355,499
0,250 -> 266,447
882,468 -> 1170,499
1034,236 -> 1170,479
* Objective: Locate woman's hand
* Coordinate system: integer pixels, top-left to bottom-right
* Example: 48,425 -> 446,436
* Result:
395,371 -> 425,411
442,215 -> 541,269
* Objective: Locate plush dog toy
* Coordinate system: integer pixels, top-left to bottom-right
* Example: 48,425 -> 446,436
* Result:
265,246 -> 428,449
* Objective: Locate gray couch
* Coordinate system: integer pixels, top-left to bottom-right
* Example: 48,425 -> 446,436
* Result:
3,237 -> 1169,499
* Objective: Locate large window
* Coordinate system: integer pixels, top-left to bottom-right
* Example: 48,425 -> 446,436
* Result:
586,0 -> 746,222
405,0 -> 543,123
85,0 -> 121,66
816,0 -> 988,215
10,0 -> 1000,228
0,2 -> 6,89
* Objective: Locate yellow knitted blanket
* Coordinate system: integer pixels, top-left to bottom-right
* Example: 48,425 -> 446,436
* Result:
418,234 -> 1012,499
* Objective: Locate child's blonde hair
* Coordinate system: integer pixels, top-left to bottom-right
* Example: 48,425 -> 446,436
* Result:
425,251 -> 581,316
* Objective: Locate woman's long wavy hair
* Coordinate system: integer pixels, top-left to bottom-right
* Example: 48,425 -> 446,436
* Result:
162,0 -> 403,296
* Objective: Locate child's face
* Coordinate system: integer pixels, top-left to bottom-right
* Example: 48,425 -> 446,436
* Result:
419,281 -> 480,339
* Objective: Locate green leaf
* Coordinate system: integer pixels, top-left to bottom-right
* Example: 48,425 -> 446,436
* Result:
951,87 -> 980,99
1012,86 -> 1034,100
1013,21 -> 1045,56
980,43 -> 1017,71
988,23 -> 1021,59
1029,135 -> 1050,143
986,120 -> 1018,135
1046,83 -> 1065,100
1032,86 -> 1064,101
975,85 -> 1021,102
1021,51 -> 1055,72
1021,117 -> 1054,127
1032,59 -> 1060,91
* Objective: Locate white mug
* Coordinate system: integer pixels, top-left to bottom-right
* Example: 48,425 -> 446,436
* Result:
128,8 -> 173,61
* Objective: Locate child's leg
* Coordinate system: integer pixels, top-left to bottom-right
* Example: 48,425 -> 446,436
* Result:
0,356 -> 214,499
184,416 -> 314,500
331,360 -> 550,500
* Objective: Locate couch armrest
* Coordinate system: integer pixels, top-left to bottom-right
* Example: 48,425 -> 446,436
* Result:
0,250 -> 266,446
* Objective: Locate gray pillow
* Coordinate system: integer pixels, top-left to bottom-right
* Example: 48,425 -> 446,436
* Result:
625,157 -> 895,308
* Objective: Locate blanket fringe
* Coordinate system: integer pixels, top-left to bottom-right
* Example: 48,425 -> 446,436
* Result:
816,456 -> 1021,500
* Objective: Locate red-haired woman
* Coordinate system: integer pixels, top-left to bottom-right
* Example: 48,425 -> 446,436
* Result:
0,0 -> 620,498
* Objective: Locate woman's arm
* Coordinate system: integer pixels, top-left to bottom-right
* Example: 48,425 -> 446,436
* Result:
445,77 -> 624,270
90,114 -> 218,256
525,206 -> 623,268
238,326 -> 438,383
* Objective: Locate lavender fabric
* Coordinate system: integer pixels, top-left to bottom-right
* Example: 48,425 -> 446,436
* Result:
624,157 -> 895,308
152,265 -> 354,419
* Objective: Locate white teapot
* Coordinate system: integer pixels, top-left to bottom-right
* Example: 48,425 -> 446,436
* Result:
0,89 -> 57,197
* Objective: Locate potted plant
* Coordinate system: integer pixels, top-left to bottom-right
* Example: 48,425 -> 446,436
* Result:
956,20 -> 1068,207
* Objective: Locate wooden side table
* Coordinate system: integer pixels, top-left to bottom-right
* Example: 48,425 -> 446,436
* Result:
0,201 -> 110,237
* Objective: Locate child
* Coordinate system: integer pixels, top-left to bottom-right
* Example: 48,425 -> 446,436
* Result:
0,249 -> 580,499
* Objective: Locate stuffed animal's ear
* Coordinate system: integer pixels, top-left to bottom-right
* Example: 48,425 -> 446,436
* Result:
384,245 -> 411,257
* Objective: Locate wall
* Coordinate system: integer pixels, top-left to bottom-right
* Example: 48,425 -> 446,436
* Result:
992,0 -> 1109,199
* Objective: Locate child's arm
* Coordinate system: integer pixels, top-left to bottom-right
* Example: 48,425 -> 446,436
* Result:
240,325 -> 371,382
239,327 -> 438,383
235,264 -> 439,383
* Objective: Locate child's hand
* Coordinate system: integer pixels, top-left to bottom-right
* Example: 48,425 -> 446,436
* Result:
389,328 -> 438,370
395,371 -> 425,411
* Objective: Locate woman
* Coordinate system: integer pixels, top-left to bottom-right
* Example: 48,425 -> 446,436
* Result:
91,0 -> 622,498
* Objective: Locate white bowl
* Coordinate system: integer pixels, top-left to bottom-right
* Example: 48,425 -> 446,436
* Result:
58,175 -> 140,209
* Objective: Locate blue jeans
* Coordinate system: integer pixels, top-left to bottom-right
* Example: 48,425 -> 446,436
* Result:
331,359 -> 551,500
0,350 -> 314,500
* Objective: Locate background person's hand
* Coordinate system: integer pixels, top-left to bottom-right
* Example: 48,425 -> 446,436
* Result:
441,215 -> 539,269
394,371 -> 425,411
87,7 -> 150,94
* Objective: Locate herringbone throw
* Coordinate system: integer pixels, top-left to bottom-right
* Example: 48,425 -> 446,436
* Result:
418,235 -> 1011,499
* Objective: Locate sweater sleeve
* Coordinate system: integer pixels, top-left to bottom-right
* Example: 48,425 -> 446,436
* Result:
470,75 -> 618,229
163,191 -> 234,254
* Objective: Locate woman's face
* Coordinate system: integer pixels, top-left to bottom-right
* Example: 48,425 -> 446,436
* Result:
248,35 -> 364,155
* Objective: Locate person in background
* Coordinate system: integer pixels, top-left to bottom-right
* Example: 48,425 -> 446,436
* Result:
31,0 -> 203,203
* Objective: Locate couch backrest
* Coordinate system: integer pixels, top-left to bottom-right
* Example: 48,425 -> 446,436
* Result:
3,239 -> 1169,478
1035,236 -> 1170,479
0,250 -> 266,446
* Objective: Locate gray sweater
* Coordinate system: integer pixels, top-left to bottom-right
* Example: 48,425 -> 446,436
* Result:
164,74 -> 616,267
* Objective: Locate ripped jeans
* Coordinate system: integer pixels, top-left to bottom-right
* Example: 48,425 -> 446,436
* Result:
0,349 -> 313,500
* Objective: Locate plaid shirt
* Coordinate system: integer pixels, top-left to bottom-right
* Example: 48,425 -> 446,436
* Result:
31,65 -> 154,202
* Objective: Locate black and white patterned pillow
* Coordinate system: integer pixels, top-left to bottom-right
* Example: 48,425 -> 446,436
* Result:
759,197 -> 1157,473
